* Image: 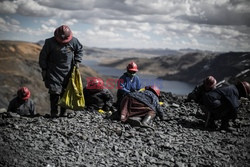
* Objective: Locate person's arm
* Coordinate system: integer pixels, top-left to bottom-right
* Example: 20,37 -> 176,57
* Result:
7,99 -> 15,113
156,103 -> 166,121
29,100 -> 36,116
103,89 -> 114,110
118,76 -> 130,93
39,39 -> 50,80
135,76 -> 142,91
72,38 -> 84,64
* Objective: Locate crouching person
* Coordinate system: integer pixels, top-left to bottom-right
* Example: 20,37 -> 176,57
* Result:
84,77 -> 114,112
7,87 -> 36,117
120,85 -> 166,128
186,75 -> 217,104
203,81 -> 250,131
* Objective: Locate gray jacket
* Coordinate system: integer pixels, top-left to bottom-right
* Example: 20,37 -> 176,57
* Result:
7,97 -> 36,116
39,37 -> 83,94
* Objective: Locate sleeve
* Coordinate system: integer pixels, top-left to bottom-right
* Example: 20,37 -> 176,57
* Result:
156,102 -> 165,119
73,38 -> 84,63
39,39 -> 50,70
29,100 -> 36,116
103,89 -> 114,108
203,92 -> 221,109
118,75 -> 130,93
7,99 -> 15,113
136,76 -> 142,90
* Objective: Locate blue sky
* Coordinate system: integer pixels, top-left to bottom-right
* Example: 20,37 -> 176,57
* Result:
0,0 -> 250,52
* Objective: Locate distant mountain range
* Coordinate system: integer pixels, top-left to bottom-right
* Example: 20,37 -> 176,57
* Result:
37,40 -> 217,57
100,51 -> 250,85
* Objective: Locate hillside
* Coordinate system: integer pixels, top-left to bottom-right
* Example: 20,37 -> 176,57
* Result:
0,40 -> 101,115
0,41 -> 250,167
100,52 -> 250,85
1,92 -> 250,167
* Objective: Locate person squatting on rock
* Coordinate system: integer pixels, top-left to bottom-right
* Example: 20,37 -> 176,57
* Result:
7,87 -> 36,117
186,75 -> 218,105
203,81 -> 250,130
120,85 -> 166,128
39,25 -> 84,118
84,77 -> 114,112
116,61 -> 142,108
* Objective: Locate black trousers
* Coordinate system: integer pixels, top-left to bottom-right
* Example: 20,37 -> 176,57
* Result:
50,94 -> 66,116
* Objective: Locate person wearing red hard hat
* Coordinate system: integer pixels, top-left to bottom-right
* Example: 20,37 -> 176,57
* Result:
7,87 -> 36,117
39,25 -> 84,118
83,77 -> 114,112
203,81 -> 250,131
186,75 -> 218,105
116,61 -> 142,109
120,85 -> 166,128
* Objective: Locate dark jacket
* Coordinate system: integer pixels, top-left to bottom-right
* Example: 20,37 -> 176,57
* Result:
117,72 -> 141,103
128,90 -> 165,118
203,85 -> 240,113
7,97 -> 36,116
39,37 -> 83,94
84,87 -> 114,111
186,84 -> 207,105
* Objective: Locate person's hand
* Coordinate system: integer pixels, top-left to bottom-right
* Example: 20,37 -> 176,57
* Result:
75,62 -> 79,68
42,70 -> 46,81
160,115 -> 167,121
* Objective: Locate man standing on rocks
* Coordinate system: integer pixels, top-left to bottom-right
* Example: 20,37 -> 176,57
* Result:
39,25 -> 84,118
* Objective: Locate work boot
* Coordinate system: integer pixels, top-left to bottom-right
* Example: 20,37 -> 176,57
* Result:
59,107 -> 67,117
220,119 -> 230,131
205,111 -> 217,130
141,115 -> 153,128
50,110 -> 59,118
127,117 -> 142,127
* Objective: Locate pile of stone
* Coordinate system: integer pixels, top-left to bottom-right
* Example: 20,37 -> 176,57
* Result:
0,92 -> 249,167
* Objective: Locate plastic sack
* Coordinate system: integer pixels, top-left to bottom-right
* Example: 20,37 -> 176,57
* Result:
58,66 -> 85,110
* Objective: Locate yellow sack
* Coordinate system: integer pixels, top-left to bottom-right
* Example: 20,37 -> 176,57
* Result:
58,66 -> 85,110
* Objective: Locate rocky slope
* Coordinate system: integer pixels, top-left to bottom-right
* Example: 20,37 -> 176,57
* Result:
0,92 -> 249,167
0,40 -> 250,167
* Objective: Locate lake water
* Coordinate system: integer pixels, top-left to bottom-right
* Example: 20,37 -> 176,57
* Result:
82,60 -> 194,95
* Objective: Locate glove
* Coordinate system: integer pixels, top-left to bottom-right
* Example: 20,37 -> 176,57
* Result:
42,70 -> 47,81
159,115 -> 167,121
130,88 -> 136,92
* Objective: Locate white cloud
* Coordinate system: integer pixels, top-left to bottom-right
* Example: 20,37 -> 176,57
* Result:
37,0 -> 95,10
16,0 -> 56,16
0,0 -> 249,51
0,1 -> 17,14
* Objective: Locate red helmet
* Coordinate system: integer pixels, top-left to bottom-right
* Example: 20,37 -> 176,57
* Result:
87,77 -> 104,90
17,87 -> 30,100
203,76 -> 217,91
145,85 -> 160,97
127,61 -> 138,72
237,81 -> 250,97
54,25 -> 73,44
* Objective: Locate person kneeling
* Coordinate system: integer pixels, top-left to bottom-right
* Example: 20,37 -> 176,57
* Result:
84,77 -> 114,112
120,85 -> 166,128
7,87 -> 36,117
203,81 -> 250,131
